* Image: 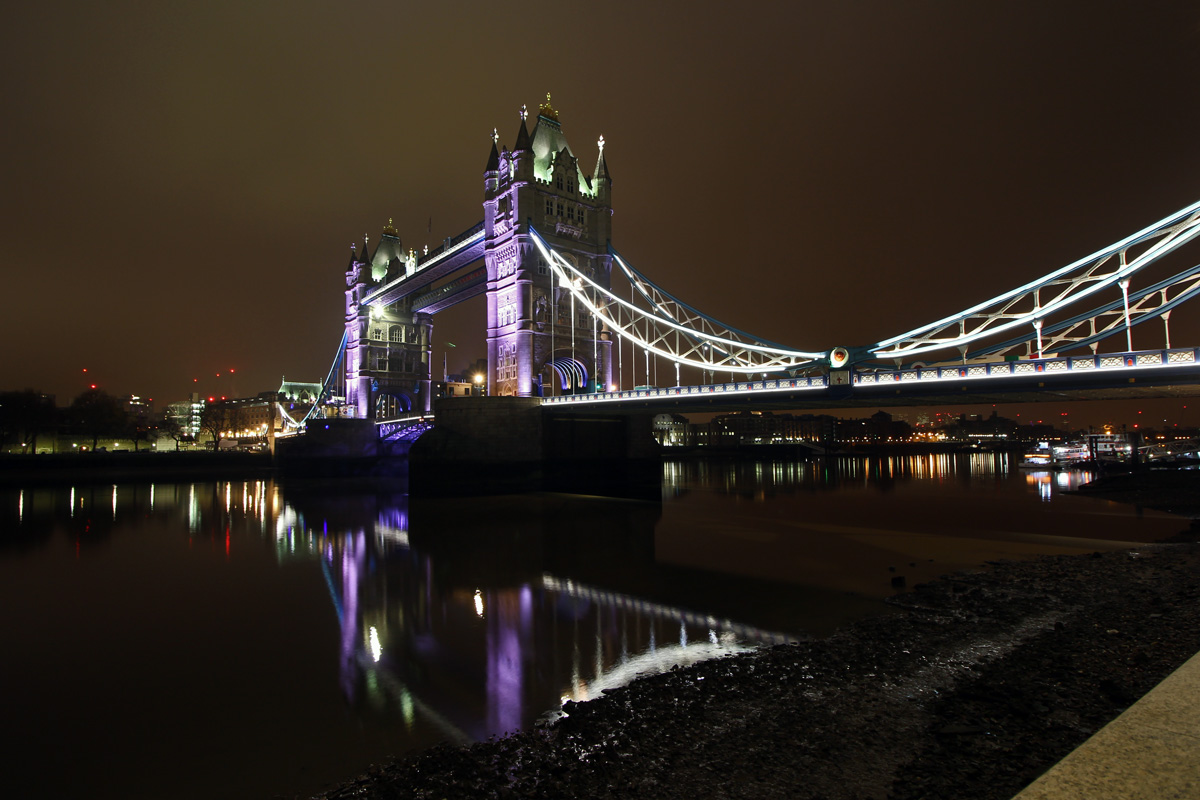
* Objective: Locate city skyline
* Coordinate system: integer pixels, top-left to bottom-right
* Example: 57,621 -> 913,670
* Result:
4,2 -> 1200,427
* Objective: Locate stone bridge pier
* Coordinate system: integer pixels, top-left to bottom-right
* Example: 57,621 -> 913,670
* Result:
408,397 -> 661,495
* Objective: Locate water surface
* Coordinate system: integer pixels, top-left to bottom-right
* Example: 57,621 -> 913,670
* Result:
0,454 -> 1182,798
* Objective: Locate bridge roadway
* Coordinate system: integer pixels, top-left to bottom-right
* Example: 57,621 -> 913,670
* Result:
365,222 -> 486,311
538,347 -> 1200,415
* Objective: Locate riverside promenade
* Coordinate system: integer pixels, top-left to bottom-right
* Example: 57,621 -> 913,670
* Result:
1013,650 -> 1200,799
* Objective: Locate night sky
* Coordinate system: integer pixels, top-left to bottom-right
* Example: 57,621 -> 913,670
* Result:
4,1 -> 1200,428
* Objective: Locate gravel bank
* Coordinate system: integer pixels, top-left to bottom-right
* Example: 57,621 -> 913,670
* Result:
311,525 -> 1200,800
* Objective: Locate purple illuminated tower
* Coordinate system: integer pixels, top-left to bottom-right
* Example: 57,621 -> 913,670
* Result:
483,95 -> 614,396
344,222 -> 434,417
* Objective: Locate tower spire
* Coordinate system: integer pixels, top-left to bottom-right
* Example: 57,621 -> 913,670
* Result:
514,104 -> 531,151
595,134 -> 611,182
486,128 -> 500,172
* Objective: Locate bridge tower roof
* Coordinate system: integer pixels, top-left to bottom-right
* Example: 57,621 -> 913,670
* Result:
530,93 -> 572,177
371,219 -> 404,281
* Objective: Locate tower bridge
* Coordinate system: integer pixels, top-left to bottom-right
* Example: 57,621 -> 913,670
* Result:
304,95 -> 1200,448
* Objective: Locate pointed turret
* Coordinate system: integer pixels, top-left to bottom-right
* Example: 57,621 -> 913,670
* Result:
514,103 -> 531,152
485,129 -> 501,172
595,134 -> 611,183
348,244 -> 358,269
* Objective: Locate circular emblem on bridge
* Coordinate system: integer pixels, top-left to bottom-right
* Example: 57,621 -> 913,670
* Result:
830,347 -> 850,369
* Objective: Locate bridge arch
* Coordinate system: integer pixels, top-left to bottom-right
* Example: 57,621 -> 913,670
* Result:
543,356 -> 590,394
375,390 -> 415,419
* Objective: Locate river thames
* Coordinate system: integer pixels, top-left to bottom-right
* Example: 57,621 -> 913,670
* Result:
0,452 -> 1185,799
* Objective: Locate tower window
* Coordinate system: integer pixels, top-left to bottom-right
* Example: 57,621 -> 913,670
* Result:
545,198 -> 554,216
567,179 -> 575,194
556,203 -> 563,217
555,176 -> 564,190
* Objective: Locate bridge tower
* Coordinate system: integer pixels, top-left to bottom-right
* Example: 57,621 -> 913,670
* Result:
343,222 -> 434,418
483,95 -> 613,397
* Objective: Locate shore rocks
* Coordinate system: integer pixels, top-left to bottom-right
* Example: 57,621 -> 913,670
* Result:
313,527 -> 1200,800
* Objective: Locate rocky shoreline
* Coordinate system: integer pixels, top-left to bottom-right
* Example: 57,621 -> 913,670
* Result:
310,522 -> 1200,800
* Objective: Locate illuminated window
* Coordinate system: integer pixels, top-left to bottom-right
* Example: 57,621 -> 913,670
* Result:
371,327 -> 383,340
389,326 -> 403,342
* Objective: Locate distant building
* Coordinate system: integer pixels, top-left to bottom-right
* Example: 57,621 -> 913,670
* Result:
165,393 -> 204,440
279,381 -> 322,403
436,379 -> 484,398
202,394 -> 279,449
695,411 -> 835,446
652,413 -> 690,446
835,410 -> 913,443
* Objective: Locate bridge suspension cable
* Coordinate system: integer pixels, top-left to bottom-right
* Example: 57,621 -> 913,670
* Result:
870,199 -> 1200,361
282,329 -> 348,429
529,231 -> 824,376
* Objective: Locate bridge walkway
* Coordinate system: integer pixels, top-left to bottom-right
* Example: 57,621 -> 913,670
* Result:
1012,648 -> 1200,798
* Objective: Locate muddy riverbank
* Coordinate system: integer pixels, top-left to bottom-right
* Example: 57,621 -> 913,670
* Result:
309,521 -> 1200,800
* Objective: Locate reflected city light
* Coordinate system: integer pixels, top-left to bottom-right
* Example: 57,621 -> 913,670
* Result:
369,626 -> 382,662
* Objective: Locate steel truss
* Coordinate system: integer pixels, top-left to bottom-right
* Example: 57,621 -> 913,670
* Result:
968,264 -> 1200,360
530,232 -> 823,376
871,199 -> 1200,362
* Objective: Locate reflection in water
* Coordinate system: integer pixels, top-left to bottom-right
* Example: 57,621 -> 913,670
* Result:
664,451 -> 1020,497
0,454 -> 1185,800
1023,467 -> 1101,501
270,485 -> 783,744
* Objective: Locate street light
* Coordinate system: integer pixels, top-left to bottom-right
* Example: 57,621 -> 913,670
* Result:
473,373 -> 485,396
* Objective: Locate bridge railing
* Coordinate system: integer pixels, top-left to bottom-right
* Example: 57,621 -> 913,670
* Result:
416,221 -> 485,267
539,347 -> 1200,406
541,375 -> 829,405
854,347 -> 1198,388
377,415 -> 435,442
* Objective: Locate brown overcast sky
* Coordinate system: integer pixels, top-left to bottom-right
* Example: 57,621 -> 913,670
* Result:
3,1 -> 1200,427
